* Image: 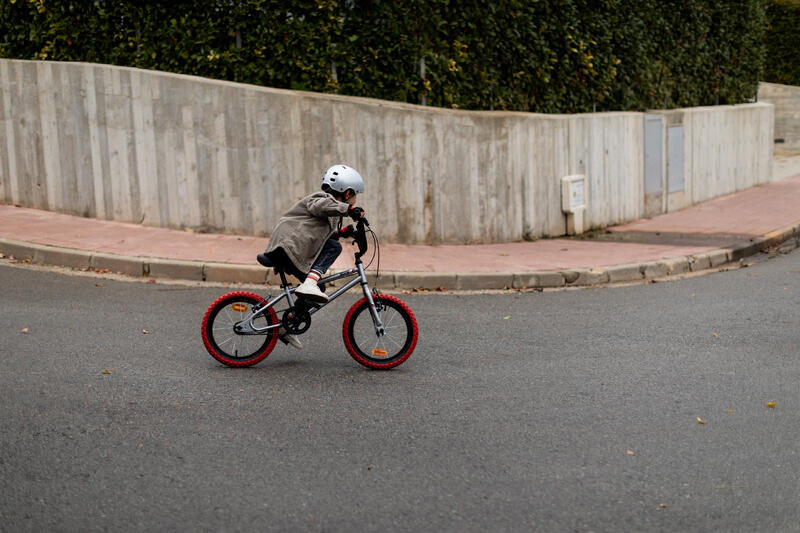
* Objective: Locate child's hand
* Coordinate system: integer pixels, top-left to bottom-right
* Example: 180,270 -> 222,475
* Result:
347,206 -> 365,220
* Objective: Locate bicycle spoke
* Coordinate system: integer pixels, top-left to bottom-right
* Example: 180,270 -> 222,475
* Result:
218,308 -> 260,355
380,334 -> 403,351
381,309 -> 398,329
216,335 -> 235,347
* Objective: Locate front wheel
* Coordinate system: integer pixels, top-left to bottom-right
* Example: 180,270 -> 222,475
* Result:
201,291 -> 279,367
343,294 -> 418,369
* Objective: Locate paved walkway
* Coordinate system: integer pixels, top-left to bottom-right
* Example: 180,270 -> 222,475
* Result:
1,174 -> 799,289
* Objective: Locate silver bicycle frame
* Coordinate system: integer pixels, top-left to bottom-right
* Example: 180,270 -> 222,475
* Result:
233,263 -> 385,336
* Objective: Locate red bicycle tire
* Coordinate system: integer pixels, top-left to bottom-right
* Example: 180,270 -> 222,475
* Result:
342,294 -> 418,370
201,291 -> 279,367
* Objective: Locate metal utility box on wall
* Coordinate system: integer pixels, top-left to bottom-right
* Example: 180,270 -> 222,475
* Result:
667,123 -> 686,211
561,174 -> 586,235
667,125 -> 685,193
643,114 -> 664,217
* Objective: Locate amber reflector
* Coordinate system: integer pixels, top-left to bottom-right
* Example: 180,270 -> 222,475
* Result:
372,348 -> 389,357
232,304 -> 248,312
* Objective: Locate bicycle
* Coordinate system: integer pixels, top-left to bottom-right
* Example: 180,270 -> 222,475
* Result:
201,218 -> 418,369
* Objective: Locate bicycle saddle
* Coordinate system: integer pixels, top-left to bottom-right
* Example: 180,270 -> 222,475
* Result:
256,253 -> 274,268
257,250 -> 292,274
258,249 -> 306,283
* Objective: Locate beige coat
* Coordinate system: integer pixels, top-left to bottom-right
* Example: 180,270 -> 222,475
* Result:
266,191 -> 350,273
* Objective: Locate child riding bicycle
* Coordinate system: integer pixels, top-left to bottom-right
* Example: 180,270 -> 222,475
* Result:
202,165 -> 418,369
264,164 -> 366,349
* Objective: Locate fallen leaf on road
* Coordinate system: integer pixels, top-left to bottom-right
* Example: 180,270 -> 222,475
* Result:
102,370 -> 111,375
727,409 -> 733,413
142,329 -> 150,334
95,283 -> 104,287
503,314 -> 512,320
712,333 -> 718,338
766,401 -> 777,408
96,268 -> 110,274
660,503 -> 667,509
626,449 -> 635,456
146,279 -> 156,284
697,417 -> 706,424
21,327 -> 29,334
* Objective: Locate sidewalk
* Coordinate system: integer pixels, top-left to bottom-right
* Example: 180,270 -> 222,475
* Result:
1,174 -> 799,290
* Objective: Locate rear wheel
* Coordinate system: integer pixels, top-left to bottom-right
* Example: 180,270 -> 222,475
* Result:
343,294 -> 418,369
201,291 -> 278,367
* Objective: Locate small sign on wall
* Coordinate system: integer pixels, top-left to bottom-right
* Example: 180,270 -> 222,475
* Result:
561,174 -> 587,235
561,174 -> 586,213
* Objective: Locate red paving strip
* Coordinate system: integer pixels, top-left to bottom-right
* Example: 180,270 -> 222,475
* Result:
612,174 -> 800,236
1,174 -> 799,274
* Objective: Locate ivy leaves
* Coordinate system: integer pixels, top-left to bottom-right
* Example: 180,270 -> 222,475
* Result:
0,0 -> 768,113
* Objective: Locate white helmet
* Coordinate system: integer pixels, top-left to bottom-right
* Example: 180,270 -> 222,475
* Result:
321,165 -> 364,194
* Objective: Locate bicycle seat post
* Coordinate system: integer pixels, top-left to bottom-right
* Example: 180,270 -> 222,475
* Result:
277,268 -> 289,289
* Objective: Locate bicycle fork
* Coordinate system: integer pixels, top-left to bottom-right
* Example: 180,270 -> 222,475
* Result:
357,263 -> 386,337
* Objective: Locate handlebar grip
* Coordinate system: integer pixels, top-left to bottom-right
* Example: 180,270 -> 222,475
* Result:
354,218 -> 369,258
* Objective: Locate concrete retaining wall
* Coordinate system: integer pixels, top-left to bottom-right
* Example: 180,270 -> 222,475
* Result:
0,59 -> 775,244
664,104 -> 774,208
759,81 -> 800,154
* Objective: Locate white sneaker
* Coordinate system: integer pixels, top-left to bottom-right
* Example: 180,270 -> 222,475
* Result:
295,278 -> 329,303
278,328 -> 303,350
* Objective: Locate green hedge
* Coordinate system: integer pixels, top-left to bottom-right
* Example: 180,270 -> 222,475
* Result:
0,0 -> 767,112
765,0 -> 800,86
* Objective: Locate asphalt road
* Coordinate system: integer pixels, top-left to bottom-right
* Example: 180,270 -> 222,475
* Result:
1,248 -> 799,532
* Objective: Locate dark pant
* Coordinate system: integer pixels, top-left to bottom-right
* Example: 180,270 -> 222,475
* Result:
268,239 -> 342,289
310,238 -> 342,275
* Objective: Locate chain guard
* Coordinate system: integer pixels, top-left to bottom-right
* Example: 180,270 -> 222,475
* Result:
281,307 -> 311,335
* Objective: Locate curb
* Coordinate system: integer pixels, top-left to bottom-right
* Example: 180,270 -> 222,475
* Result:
1,221 -> 799,290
